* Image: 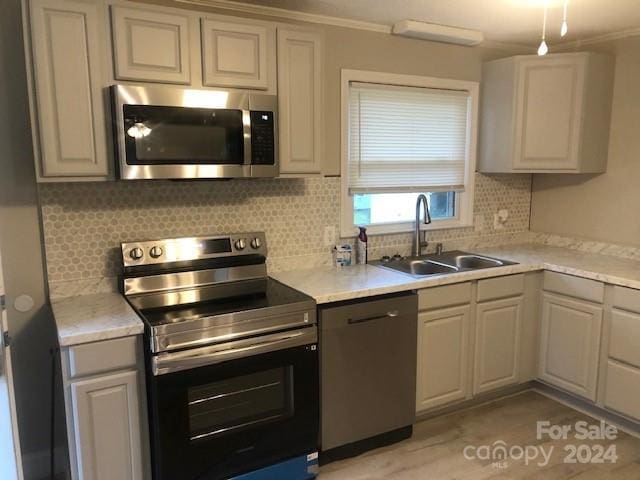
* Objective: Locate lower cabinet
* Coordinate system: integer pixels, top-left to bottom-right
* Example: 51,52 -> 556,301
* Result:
71,371 -> 145,480
416,305 -> 471,411
62,336 -> 149,480
416,271 -> 640,424
538,292 -> 603,401
604,360 -> 640,420
473,296 -> 523,394
416,275 -> 532,413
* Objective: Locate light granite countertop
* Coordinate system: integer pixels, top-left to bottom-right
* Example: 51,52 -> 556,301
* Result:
52,292 -> 143,347
52,243 -> 640,345
272,243 -> 640,304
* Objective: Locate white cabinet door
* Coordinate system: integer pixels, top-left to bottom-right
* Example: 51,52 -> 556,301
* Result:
474,297 -> 522,394
111,6 -> 191,84
539,292 -> 603,401
513,55 -> 585,171
604,360 -> 640,421
71,370 -> 144,480
416,306 -> 470,412
201,19 -> 270,89
30,0 -> 109,177
277,29 -> 323,175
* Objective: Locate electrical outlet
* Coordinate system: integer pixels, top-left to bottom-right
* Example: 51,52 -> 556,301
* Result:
323,225 -> 336,246
493,209 -> 509,230
493,214 -> 505,230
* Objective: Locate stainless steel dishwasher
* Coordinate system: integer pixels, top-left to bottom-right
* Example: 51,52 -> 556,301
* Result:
319,292 -> 418,461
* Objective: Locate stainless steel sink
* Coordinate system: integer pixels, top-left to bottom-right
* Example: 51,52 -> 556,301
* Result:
446,254 -> 507,270
371,251 -> 516,277
402,260 -> 459,276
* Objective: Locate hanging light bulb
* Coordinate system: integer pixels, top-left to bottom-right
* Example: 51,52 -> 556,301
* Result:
561,0 -> 569,37
538,2 -> 549,56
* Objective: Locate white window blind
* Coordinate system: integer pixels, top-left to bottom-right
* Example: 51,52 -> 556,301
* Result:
348,82 -> 471,194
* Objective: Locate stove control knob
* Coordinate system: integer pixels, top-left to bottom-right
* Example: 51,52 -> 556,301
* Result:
235,238 -> 247,250
250,237 -> 262,249
129,247 -> 144,261
149,246 -> 163,259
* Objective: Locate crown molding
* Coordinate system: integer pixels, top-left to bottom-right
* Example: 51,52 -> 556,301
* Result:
555,27 -> 640,51
180,0 -> 640,54
175,0 -> 392,33
175,0 -> 534,51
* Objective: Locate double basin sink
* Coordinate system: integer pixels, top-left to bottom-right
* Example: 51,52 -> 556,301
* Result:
371,250 -> 517,277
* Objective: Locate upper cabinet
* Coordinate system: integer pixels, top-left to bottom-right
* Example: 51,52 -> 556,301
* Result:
110,6 -> 278,92
25,0 -> 322,181
111,6 -> 192,84
479,53 -> 615,174
277,29 -> 324,175
28,0 -> 110,179
201,19 -> 275,90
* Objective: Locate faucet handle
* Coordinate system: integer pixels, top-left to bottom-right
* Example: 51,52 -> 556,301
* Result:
435,243 -> 444,255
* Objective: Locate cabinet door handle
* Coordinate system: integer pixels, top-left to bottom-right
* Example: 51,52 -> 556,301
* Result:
348,310 -> 400,324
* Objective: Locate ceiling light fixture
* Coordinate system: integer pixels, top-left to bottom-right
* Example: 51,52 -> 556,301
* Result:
537,2 -> 549,56
560,0 -> 569,37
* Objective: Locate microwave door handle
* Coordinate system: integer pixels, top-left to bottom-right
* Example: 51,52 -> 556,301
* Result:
153,327 -> 317,375
242,109 -> 252,165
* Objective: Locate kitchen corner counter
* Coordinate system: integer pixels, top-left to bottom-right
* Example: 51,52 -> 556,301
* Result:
52,292 -> 143,347
272,243 -> 640,304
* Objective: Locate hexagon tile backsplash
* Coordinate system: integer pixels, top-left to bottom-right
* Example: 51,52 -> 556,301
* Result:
39,173 -> 532,297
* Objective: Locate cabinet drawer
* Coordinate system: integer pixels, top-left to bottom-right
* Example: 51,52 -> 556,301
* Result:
612,286 -> 640,313
68,336 -> 138,379
604,360 -> 640,420
418,282 -> 472,311
609,309 -> 640,368
543,271 -> 604,303
477,274 -> 524,302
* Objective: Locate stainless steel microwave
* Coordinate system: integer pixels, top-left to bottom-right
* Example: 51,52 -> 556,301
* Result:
111,84 -> 278,180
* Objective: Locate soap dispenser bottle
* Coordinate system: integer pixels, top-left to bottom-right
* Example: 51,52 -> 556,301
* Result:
356,226 -> 368,264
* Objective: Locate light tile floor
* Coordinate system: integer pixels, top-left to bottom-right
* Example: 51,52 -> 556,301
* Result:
319,391 -> 640,479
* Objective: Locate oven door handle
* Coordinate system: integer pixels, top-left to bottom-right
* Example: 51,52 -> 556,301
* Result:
152,327 -> 317,375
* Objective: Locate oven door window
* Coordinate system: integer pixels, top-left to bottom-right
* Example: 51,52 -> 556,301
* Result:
188,367 -> 293,442
123,105 -> 244,165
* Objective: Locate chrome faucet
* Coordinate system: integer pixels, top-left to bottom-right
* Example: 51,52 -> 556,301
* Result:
413,194 -> 432,257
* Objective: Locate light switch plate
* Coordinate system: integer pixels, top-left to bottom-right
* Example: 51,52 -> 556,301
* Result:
474,214 -> 485,232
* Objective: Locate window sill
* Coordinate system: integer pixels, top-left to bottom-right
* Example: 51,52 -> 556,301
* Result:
342,219 -> 473,237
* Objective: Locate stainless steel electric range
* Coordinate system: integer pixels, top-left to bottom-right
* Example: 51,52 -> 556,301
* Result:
120,233 -> 319,480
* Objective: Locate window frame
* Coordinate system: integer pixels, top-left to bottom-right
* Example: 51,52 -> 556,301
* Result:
340,69 -> 479,237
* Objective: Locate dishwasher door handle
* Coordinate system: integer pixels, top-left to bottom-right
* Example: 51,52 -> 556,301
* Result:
348,310 -> 400,325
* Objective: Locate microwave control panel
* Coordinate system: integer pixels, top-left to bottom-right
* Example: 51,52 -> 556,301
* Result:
250,111 -> 276,165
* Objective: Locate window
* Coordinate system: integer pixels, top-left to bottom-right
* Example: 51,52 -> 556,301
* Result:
353,192 -> 455,226
341,70 -> 479,236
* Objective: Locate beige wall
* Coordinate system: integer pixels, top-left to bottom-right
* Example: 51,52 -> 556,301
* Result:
530,36 -> 640,246
0,0 -> 63,477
